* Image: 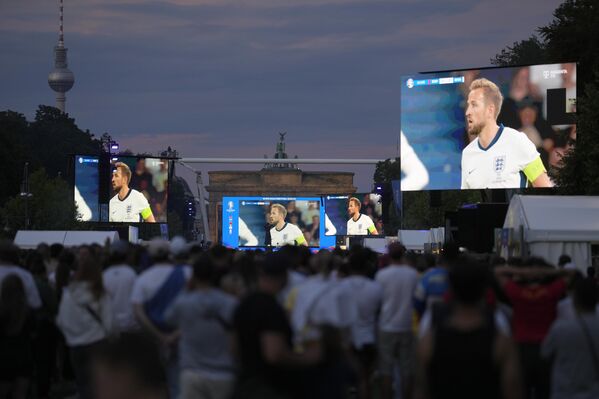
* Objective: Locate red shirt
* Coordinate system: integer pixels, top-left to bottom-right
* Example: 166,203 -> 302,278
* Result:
504,278 -> 566,343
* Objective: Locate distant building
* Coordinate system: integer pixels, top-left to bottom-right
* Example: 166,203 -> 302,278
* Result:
205,133 -> 356,243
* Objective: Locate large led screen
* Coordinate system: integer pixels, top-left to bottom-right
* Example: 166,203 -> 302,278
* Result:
400,62 -> 576,191
74,155 -> 99,222
221,196 -> 335,249
109,157 -> 169,223
324,193 -> 383,236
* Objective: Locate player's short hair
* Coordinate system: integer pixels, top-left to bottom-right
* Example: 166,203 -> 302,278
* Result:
469,78 -> 504,119
348,197 -> 361,209
114,162 -> 132,184
271,203 -> 287,218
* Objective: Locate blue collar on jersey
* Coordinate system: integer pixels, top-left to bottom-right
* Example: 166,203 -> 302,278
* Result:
478,123 -> 504,151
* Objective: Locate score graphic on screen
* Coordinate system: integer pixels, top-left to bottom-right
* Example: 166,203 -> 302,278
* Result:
74,155 -> 99,222
222,197 -> 335,249
109,157 -> 169,223
400,62 -> 577,191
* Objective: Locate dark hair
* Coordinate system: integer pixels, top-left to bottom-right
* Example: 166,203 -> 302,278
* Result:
573,278 -> 598,312
50,243 -> 64,259
449,258 -> 490,305
349,247 -> 369,275
27,251 -> 47,276
387,242 -> 406,262
93,332 -> 168,396
558,254 -> 572,267
0,275 -> 29,336
74,248 -> 104,300
440,241 -> 460,266
259,252 -> 289,279
0,241 -> 20,265
192,253 -> 215,284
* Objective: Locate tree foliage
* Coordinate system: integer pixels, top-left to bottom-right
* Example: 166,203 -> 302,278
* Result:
491,0 -> 599,195
0,169 -> 77,235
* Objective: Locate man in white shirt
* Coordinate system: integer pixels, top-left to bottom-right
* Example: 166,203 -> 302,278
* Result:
347,197 -> 378,236
131,239 -> 192,399
103,240 -> 137,332
461,78 -> 553,189
110,162 -> 156,222
269,203 -> 307,247
375,243 -> 419,399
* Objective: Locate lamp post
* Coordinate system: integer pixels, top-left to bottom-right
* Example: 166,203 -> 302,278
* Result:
20,162 -> 33,229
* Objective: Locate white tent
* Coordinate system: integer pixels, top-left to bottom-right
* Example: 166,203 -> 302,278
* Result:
398,230 -> 429,252
14,230 -> 120,249
503,195 -> 599,272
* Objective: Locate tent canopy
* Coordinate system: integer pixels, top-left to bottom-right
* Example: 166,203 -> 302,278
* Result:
504,195 -> 599,242
503,195 -> 599,270
14,230 -> 120,249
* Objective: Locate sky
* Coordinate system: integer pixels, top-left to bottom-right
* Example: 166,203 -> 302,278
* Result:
0,0 -> 564,192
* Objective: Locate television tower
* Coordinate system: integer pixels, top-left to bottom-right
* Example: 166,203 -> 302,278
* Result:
48,0 -> 74,113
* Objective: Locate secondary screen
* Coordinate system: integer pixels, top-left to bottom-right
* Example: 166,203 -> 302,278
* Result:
400,62 -> 576,191
221,196 -> 335,248
109,157 -> 169,223
324,193 -> 383,236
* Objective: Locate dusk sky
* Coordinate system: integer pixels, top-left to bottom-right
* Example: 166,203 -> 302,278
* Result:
1,0 -> 563,191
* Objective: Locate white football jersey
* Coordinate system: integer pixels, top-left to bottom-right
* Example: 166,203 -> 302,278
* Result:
270,223 -> 305,247
461,125 -> 540,189
109,189 -> 151,222
347,214 -> 376,235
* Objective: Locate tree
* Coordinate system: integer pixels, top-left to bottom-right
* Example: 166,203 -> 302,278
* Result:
0,111 -> 29,204
554,75 -> 599,194
0,169 -> 78,235
491,35 -> 549,67
492,0 -> 599,194
27,105 -> 102,179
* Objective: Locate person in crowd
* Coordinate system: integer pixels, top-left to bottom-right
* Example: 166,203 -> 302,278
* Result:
130,239 -> 192,399
92,332 -> 168,399
340,247 -> 382,399
56,247 -> 113,399
557,254 -> 574,270
542,278 -> 599,399
28,251 -> 59,398
0,241 -> 42,309
103,240 -> 138,332
165,252 -> 237,399
232,251 -> 322,399
0,275 -> 36,399
375,242 -> 419,399
495,258 -> 574,399
415,259 -> 523,399
413,242 -> 459,318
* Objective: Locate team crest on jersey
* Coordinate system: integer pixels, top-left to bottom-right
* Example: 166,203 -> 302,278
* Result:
493,155 -> 506,173
126,205 -> 132,214
283,234 -> 288,240
358,224 -> 363,230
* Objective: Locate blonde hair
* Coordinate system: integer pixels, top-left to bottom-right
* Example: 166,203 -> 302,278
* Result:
348,197 -> 361,209
469,78 -> 504,119
271,203 -> 287,218
114,162 -> 131,184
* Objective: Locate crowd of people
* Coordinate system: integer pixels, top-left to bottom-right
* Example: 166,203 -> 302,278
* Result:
0,238 -> 598,399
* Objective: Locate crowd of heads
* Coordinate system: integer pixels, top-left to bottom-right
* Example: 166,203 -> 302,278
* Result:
0,238 -> 598,399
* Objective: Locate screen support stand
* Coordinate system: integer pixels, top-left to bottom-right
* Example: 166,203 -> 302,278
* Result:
177,162 -> 210,243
